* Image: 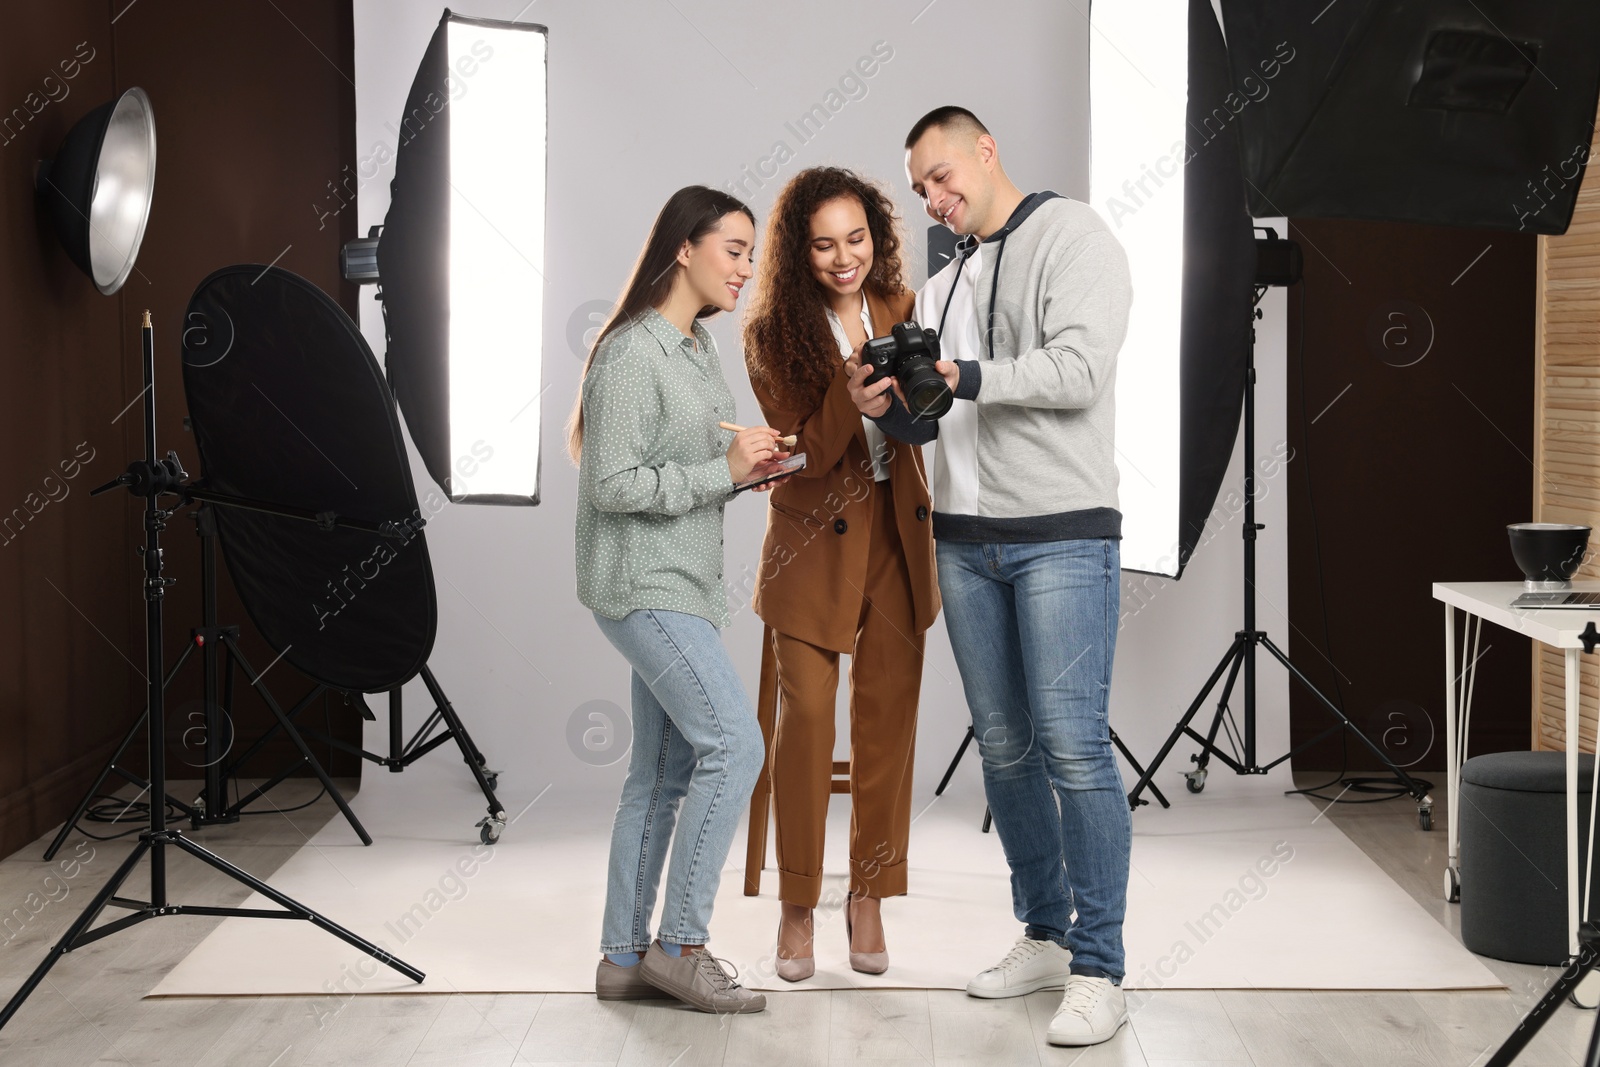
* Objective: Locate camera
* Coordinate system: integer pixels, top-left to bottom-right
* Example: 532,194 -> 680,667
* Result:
861,320 -> 951,420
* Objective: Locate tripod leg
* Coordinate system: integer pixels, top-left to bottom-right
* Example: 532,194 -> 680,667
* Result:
229,640 -> 371,845
1258,634 -> 1427,799
0,837 -> 153,1032
1129,636 -> 1247,806
937,727 -> 975,796
44,642 -> 200,860
216,685 -> 321,788
168,834 -> 424,983
43,710 -> 149,862
1111,729 -> 1169,809
1485,949 -> 1595,1067
418,667 -> 506,833
1197,649 -> 1247,775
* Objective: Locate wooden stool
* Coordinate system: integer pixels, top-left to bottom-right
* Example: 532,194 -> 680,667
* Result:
745,624 -> 849,895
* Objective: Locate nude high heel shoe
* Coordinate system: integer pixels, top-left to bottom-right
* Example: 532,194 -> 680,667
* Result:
775,908 -> 815,982
846,893 -> 888,975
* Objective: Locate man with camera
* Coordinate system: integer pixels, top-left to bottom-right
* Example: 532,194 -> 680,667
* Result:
846,106 -> 1134,1048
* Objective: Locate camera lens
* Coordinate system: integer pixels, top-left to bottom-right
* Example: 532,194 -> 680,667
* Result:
903,363 -> 952,420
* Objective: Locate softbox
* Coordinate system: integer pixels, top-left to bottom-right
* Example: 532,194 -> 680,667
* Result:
180,266 -> 436,693
1176,0 -> 1258,577
1217,0 -> 1600,232
376,11 -> 548,505
1082,0 -> 1257,578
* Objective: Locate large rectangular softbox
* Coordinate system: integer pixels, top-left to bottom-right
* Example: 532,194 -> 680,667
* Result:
1218,0 -> 1600,232
378,12 -> 548,504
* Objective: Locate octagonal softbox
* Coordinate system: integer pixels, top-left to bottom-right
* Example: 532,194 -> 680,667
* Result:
180,265 -> 436,693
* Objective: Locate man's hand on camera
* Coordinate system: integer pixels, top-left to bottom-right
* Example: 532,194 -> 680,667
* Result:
845,348 -> 905,418
933,360 -> 962,395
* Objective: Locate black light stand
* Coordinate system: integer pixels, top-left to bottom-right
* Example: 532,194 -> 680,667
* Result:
171,489 -> 505,844
0,312 -> 422,1034
936,724 -> 1169,833
40,499 -> 375,860
1485,922 -> 1600,1067
1126,235 -> 1434,827
162,484 -> 513,839
300,673 -> 505,844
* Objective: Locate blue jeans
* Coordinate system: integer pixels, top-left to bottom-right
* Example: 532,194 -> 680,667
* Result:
936,537 -> 1131,980
593,609 -> 764,953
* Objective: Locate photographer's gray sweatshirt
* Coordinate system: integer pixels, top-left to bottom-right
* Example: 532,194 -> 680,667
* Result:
874,192 -> 1133,543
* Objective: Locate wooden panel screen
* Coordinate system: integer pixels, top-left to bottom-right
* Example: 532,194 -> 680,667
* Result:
1533,109 -> 1600,755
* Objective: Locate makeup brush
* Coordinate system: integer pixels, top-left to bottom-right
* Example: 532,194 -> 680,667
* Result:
719,421 -> 796,448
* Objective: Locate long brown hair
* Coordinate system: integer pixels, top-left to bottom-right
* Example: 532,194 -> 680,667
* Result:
742,168 -> 908,413
566,185 -> 755,463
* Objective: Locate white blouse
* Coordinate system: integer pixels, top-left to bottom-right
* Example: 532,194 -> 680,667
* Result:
824,297 -> 890,482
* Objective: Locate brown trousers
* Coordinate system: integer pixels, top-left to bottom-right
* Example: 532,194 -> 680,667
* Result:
769,478 -> 924,907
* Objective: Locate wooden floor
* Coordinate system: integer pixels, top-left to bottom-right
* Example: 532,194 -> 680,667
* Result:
0,773 -> 1592,1066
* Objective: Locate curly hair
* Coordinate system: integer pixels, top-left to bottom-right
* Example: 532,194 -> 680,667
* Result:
742,167 -> 908,413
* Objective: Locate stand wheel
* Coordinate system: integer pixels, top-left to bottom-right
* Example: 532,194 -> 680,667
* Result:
476,815 -> 505,845
1185,769 -> 1207,794
1571,970 -> 1600,1010
1418,806 -> 1433,832
483,773 -> 499,792
1443,866 -> 1460,903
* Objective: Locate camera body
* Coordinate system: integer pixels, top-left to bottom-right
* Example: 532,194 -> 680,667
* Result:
861,320 -> 952,421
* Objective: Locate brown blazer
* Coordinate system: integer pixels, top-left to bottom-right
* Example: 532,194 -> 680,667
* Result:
748,287 -> 940,654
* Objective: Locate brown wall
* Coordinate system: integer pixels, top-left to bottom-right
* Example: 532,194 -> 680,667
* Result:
0,0 -> 360,860
1286,218 -> 1535,772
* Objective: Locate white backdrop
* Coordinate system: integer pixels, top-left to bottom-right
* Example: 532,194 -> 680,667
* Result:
350,0 -> 1291,825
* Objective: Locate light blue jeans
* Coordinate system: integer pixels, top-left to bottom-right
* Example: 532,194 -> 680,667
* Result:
593,608 -> 764,953
936,537 -> 1132,980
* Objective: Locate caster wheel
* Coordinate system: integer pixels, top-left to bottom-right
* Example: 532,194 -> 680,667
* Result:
476,815 -> 505,845
1185,770 -> 1207,794
1419,807 -> 1433,832
1571,970 -> 1600,1010
1443,866 -> 1460,903
483,773 -> 499,792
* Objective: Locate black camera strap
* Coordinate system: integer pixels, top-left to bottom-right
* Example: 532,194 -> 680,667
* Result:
936,236 -> 978,340
935,191 -> 1061,362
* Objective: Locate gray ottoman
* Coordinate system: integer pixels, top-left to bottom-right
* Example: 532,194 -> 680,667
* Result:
1460,750 -> 1596,965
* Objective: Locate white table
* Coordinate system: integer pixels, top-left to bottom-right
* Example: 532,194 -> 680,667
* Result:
1434,581 -> 1600,968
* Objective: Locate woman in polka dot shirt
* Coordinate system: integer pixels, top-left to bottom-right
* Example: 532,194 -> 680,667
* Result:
568,185 -> 790,1015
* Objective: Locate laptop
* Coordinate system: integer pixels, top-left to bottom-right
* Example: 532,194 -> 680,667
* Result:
1511,591 -> 1600,609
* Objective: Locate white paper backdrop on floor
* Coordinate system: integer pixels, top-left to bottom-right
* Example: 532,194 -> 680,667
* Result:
148,748 -> 1498,999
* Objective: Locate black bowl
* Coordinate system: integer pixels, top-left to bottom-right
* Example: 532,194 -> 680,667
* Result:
1507,523 -> 1591,588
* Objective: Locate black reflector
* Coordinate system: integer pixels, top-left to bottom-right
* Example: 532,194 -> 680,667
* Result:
180,266 -> 436,693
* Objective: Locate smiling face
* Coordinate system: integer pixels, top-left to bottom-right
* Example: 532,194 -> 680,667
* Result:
807,195 -> 874,302
679,210 -> 756,312
905,124 -> 998,237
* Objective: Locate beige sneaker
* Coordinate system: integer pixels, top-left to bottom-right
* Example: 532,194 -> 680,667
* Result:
595,957 -> 658,1001
638,941 -> 766,1014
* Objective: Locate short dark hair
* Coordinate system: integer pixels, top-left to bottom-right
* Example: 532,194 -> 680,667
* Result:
904,106 -> 990,150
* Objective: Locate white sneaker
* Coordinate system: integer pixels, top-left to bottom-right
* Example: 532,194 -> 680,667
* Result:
1046,975 -> 1128,1046
965,936 -> 1072,999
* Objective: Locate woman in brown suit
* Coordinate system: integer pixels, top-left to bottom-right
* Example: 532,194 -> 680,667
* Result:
741,167 -> 939,980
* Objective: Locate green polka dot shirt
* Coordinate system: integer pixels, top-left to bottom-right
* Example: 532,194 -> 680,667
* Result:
575,307 -> 737,628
